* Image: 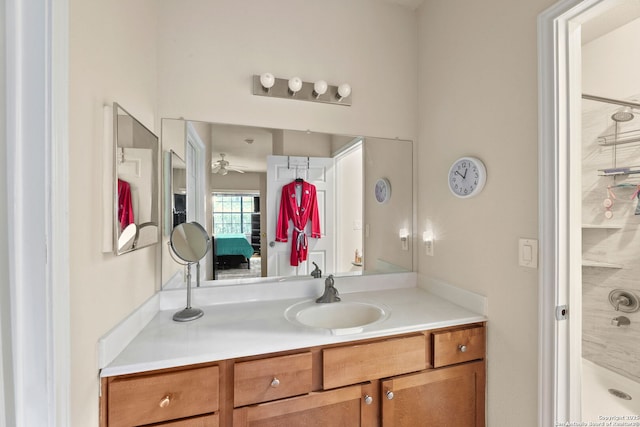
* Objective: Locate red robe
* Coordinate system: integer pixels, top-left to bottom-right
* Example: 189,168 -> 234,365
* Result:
118,179 -> 135,231
276,180 -> 321,266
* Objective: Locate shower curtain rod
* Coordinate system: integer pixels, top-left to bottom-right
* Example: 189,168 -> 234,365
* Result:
582,93 -> 640,109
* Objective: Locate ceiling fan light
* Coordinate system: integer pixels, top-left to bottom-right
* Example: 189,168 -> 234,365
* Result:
219,167 -> 228,176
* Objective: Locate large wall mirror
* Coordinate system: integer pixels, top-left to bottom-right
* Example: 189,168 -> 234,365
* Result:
113,103 -> 160,255
160,118 -> 413,288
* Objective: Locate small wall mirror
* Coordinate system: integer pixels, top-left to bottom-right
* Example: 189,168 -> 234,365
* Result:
113,103 -> 160,255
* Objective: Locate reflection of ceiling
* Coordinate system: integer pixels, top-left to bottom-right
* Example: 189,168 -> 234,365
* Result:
582,3 -> 640,44
209,124 -> 273,173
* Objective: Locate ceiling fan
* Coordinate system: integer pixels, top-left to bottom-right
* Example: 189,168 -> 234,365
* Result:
211,153 -> 245,175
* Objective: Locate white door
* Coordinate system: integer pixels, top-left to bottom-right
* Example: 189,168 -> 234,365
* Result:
266,155 -> 335,277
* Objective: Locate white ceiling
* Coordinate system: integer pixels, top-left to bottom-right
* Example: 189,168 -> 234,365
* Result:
581,2 -> 640,44
209,124 -> 274,173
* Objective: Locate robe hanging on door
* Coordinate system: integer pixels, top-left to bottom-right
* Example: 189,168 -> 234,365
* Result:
276,180 -> 321,266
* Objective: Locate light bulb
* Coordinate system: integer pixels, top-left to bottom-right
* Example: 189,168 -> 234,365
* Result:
313,80 -> 328,98
288,77 -> 303,95
337,83 -> 351,100
260,73 -> 275,90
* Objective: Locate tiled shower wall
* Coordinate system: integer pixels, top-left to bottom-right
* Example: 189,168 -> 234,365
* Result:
582,96 -> 640,382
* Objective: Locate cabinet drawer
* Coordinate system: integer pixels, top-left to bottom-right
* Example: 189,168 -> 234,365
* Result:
323,334 -> 427,389
432,325 -> 485,368
156,413 -> 219,426
234,352 -> 313,407
108,365 -> 219,427
233,384 -> 364,427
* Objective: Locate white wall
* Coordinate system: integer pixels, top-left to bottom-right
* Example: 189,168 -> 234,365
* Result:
69,0 -> 158,425
336,145 -> 363,273
417,0 -> 553,424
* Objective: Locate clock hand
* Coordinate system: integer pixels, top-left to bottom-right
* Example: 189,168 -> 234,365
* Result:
455,171 -> 464,178
462,168 -> 468,179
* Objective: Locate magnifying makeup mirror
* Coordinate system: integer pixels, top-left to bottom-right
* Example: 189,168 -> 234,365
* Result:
169,222 -> 211,322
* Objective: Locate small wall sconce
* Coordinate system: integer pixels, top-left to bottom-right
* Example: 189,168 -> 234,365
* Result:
253,74 -> 352,106
422,231 -> 434,256
399,228 -> 410,251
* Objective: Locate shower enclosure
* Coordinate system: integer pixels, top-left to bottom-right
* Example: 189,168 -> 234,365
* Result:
580,93 -> 640,421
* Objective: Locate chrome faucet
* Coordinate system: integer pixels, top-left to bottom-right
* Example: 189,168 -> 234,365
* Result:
311,262 -> 322,279
316,275 -> 340,303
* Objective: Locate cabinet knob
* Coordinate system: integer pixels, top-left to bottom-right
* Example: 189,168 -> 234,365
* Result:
159,395 -> 171,408
386,390 -> 394,400
458,344 -> 467,353
364,395 -> 373,405
270,377 -> 280,388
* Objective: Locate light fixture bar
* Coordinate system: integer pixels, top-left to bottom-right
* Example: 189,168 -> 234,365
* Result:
252,75 -> 352,106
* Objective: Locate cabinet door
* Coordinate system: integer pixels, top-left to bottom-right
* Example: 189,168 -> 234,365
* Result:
233,384 -> 365,427
381,361 -> 485,427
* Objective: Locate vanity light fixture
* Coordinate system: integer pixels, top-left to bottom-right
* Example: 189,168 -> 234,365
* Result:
252,74 -> 352,106
336,83 -> 352,101
399,228 -> 410,251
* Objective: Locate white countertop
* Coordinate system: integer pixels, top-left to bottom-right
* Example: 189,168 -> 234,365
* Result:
101,285 -> 486,377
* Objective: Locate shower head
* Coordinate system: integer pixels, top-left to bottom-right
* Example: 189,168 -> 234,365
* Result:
612,107 -> 634,122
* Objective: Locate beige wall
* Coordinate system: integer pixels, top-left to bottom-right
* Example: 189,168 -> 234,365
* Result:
69,0 -> 158,425
417,0 -> 554,425
156,0 -> 418,140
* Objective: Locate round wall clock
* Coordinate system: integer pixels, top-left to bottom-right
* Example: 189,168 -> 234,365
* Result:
448,156 -> 487,198
374,178 -> 391,204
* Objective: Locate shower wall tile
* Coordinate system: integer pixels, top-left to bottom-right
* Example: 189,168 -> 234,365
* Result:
582,96 -> 640,383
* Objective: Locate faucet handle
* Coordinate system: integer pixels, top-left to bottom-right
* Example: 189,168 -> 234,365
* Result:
325,275 -> 334,287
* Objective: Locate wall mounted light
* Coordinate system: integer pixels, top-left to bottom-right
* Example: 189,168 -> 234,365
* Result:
399,228 -> 409,251
336,83 -> 352,101
422,231 -> 434,256
313,80 -> 328,98
252,74 -> 352,106
288,77 -> 303,95
259,73 -> 275,92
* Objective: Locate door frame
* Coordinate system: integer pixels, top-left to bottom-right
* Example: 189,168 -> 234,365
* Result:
538,0 -> 611,424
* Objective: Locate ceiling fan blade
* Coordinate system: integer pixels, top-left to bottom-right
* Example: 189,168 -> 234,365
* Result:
228,167 -> 245,174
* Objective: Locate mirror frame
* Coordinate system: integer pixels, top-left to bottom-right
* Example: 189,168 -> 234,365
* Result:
113,102 -> 161,255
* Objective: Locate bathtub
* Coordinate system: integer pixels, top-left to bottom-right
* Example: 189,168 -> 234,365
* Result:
582,358 -> 640,422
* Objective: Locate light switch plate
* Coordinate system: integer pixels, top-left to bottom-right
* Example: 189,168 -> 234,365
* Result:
519,238 -> 538,268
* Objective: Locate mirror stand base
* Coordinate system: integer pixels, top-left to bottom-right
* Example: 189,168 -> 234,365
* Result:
173,307 -> 204,322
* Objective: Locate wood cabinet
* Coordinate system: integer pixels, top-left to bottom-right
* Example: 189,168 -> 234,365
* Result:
101,324 -> 485,427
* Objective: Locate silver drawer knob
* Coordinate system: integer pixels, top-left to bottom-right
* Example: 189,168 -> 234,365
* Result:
458,344 -> 467,353
386,390 -> 394,400
364,395 -> 373,405
270,377 -> 280,388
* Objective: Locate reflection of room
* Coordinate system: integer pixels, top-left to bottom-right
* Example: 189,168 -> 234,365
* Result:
212,193 -> 262,280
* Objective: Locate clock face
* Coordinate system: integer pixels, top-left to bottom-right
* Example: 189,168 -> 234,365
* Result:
375,178 -> 391,204
448,157 -> 486,198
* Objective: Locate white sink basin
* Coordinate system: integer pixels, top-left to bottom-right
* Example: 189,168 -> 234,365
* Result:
284,300 -> 390,335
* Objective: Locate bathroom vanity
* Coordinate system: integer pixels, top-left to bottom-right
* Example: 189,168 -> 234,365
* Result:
98,277 -> 486,426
